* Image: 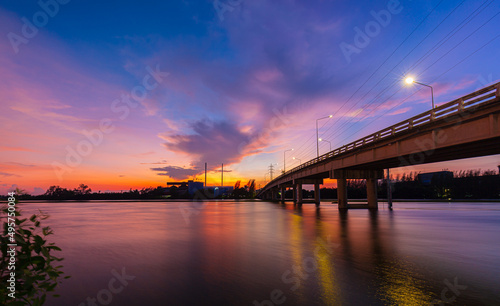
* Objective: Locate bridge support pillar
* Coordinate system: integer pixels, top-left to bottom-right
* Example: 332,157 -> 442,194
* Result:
337,178 -> 348,210
280,186 -> 286,202
293,184 -> 297,204
366,178 -> 378,210
386,168 -> 393,210
314,182 -> 320,207
332,169 -> 382,209
296,183 -> 303,206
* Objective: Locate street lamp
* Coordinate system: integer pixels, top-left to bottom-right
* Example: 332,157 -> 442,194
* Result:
318,138 -> 331,152
293,157 -> 301,166
316,115 -> 333,157
405,77 -> 434,109
284,148 -> 293,173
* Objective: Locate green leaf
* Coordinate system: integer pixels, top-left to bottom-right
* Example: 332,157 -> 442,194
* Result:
21,229 -> 32,237
31,256 -> 46,265
34,235 -> 45,246
14,233 -> 25,244
46,282 -> 57,290
16,218 -> 27,225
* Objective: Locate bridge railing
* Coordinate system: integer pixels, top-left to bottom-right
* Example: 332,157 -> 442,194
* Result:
264,82 -> 500,189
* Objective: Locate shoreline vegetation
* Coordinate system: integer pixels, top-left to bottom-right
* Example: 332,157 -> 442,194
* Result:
2,169 -> 499,202
0,190 -> 68,305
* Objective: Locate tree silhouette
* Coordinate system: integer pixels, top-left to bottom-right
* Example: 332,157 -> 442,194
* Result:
73,184 -> 92,195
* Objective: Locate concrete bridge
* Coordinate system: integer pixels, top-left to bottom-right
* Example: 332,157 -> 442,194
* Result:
257,82 -> 500,209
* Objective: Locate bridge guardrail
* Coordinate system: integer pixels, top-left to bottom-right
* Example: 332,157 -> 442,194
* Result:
263,82 -> 500,190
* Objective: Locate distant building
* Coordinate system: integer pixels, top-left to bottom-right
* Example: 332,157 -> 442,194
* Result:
212,186 -> 234,197
167,180 -> 204,196
418,171 -> 453,186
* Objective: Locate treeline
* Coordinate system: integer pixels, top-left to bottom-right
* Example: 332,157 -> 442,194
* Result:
5,184 -> 169,201
2,181 -> 257,201
286,169 -> 500,200
2,170 -> 498,201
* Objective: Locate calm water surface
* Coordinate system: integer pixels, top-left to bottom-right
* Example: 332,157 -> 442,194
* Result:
18,201 -> 500,305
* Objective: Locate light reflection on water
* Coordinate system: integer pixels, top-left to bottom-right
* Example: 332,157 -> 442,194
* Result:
17,201 -> 500,305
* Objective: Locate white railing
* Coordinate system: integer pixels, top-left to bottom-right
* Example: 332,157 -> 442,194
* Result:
263,81 -> 500,190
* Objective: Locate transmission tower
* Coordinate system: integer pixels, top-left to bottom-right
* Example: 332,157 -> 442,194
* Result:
269,164 -> 275,181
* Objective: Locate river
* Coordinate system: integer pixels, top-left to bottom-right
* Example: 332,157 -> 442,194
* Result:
16,200 -> 500,305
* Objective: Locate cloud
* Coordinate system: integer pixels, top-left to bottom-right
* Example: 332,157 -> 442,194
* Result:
155,115 -> 295,179
138,2 -> 371,175
387,107 -> 412,116
3,162 -> 36,167
10,105 -> 95,134
151,165 -> 199,179
32,187 -> 45,195
159,119 -> 258,177
0,172 -> 20,177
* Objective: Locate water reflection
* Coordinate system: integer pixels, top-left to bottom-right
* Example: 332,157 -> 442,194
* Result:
281,206 -> 440,305
16,201 -> 500,305
313,210 -> 341,305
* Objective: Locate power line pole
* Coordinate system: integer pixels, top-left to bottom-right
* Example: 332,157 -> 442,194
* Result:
269,164 -> 275,181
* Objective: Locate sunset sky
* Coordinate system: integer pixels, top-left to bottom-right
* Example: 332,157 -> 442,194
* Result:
1,0 -> 499,195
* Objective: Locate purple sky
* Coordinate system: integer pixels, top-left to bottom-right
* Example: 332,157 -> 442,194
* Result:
0,0 -> 499,194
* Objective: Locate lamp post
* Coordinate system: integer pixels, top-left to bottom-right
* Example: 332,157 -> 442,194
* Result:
316,115 -> 333,157
293,157 -> 301,166
318,138 -> 331,153
284,148 -> 293,173
405,77 -> 434,109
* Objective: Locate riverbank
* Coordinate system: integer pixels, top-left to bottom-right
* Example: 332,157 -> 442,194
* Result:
11,198 -> 264,203
11,198 -> 500,204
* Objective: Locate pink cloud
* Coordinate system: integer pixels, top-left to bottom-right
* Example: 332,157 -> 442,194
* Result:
387,107 -> 412,116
